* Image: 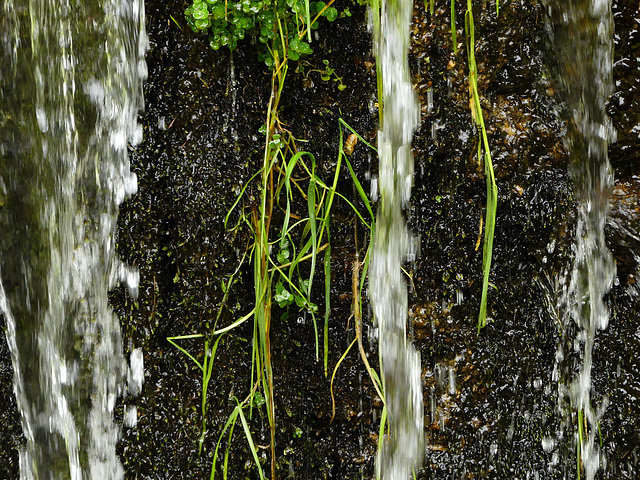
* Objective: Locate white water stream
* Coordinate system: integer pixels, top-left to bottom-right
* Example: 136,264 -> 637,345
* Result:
546,0 -> 615,478
370,0 -> 423,478
0,0 -> 147,478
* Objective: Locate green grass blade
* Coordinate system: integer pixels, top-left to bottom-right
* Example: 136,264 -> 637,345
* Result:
323,226 -> 331,376
307,172 -> 372,230
224,166 -> 264,231
199,334 -> 224,452
578,408 -> 584,480
210,405 -> 241,480
167,334 -> 205,372
359,241 -> 372,301
307,177 -> 318,300
478,151 -> 497,331
278,150 -> 310,248
376,405 -> 387,480
343,155 -> 374,223
169,15 -> 183,31
212,307 -> 257,335
236,400 -> 266,480
338,119 -> 375,223
451,0 -> 457,54
307,175 -> 320,361
338,118 -> 378,152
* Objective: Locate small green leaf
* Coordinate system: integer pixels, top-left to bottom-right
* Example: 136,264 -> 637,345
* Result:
252,391 -> 266,407
298,41 -> 313,55
325,7 -> 338,21
211,4 -> 225,18
269,134 -> 282,149
294,295 -> 306,309
275,282 -> 294,307
277,249 -> 290,264
195,18 -> 210,29
193,9 -> 209,19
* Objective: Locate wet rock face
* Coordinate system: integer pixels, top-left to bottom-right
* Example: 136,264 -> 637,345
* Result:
609,0 -> 640,178
0,0 -> 639,479
407,0 -> 640,478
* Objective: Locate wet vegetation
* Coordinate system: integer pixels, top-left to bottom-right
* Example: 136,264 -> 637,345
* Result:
1,0 -> 640,479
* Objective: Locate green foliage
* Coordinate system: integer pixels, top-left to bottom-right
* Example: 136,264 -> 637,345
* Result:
319,59 -> 346,90
465,0 -> 498,332
210,397 -> 266,480
176,2 -> 360,475
184,0 -> 339,66
297,58 -> 346,92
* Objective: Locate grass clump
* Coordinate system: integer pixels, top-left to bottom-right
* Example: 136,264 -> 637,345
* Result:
171,7 -> 380,472
177,1 -> 387,477
464,0 -> 497,332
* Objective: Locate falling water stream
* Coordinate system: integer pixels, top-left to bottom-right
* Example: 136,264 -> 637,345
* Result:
0,0 -> 147,478
370,0 -> 423,478
546,0 -> 615,478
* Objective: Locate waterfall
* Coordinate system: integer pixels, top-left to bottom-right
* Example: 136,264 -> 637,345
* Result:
369,0 -> 423,478
0,0 -> 147,478
546,1 -> 615,478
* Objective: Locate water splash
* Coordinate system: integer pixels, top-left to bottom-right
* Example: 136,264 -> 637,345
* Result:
0,0 -> 147,477
545,1 -> 615,478
369,0 -> 423,478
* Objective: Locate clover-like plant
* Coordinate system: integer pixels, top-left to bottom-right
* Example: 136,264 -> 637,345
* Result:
184,0 -> 339,66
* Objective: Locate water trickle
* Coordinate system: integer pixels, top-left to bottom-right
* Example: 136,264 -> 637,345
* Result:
369,0 -> 423,478
225,53 -> 239,146
545,1 -> 615,478
0,0 -> 147,478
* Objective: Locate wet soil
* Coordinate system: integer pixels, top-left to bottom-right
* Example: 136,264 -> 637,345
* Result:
1,0 -> 640,479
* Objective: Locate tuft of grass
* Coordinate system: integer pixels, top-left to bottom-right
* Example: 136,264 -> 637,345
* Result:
327,121 -> 385,480
465,0 -> 497,332
175,4 -> 382,478
210,397 -> 266,480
